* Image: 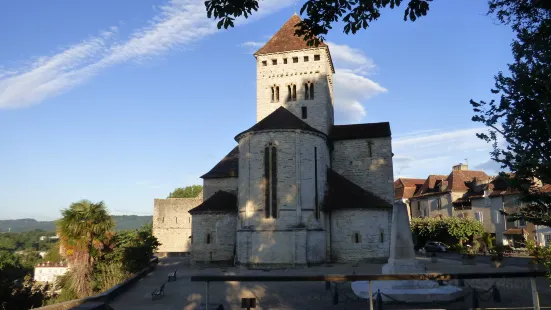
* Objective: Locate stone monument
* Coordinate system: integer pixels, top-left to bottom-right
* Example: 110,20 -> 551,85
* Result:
351,200 -> 466,303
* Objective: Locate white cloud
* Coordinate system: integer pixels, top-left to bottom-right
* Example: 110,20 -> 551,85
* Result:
241,41 -> 265,48
327,41 -> 387,123
0,0 -> 295,109
392,127 -> 500,178
334,70 -> 387,123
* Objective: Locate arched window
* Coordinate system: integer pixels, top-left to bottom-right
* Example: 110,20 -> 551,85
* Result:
310,83 -> 314,99
271,87 -> 275,102
287,85 -> 292,101
292,85 -> 297,101
206,233 -> 211,244
264,144 -> 278,218
275,86 -> 279,102
304,83 -> 309,100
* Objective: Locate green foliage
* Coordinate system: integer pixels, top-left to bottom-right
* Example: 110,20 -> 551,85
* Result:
167,185 -> 203,198
43,243 -> 63,263
101,224 -> 160,275
471,1 -> 551,226
58,200 -> 115,298
411,217 -> 485,246
0,230 -> 56,252
205,0 -> 431,45
0,251 -> 51,310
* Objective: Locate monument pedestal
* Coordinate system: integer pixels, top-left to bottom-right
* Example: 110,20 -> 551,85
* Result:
352,201 -> 466,303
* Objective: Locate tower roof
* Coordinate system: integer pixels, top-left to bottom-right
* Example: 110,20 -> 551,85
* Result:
200,146 -> 239,179
234,107 -> 326,141
255,15 -> 327,55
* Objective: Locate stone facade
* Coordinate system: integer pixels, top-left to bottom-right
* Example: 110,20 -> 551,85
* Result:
203,178 -> 238,200
329,209 -> 391,263
236,130 -> 330,266
153,197 -> 201,254
191,212 -> 236,263
332,138 -> 394,203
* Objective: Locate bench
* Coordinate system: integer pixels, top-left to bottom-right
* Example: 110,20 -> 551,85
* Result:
151,283 -> 165,301
168,269 -> 178,282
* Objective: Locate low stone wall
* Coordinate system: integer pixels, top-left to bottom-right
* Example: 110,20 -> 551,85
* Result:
35,257 -> 159,310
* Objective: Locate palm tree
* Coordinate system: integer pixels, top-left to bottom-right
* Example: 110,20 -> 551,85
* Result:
58,200 -> 114,297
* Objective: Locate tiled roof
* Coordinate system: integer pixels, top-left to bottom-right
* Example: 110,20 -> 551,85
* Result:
255,14 -> 327,55
235,107 -> 325,140
329,123 -> 391,141
447,170 -> 490,192
415,175 -> 448,196
323,168 -> 392,211
200,147 -> 239,179
36,262 -> 67,268
188,191 -> 237,214
399,178 -> 426,187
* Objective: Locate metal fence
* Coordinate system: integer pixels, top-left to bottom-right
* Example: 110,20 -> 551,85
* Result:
191,270 -> 548,310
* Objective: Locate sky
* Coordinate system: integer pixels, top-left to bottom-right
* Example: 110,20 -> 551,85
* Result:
0,0 -> 515,220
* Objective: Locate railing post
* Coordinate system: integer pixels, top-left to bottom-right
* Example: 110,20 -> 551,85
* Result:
205,281 -> 210,309
369,280 -> 373,310
531,277 -> 540,310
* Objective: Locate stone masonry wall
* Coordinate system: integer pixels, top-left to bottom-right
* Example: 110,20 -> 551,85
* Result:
331,137 -> 394,202
237,131 -> 329,231
153,198 -> 201,253
203,177 -> 238,200
191,212 -> 236,263
256,47 -> 334,135
236,130 -> 329,265
330,209 -> 391,263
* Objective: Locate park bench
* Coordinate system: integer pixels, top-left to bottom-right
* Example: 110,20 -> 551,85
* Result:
168,269 -> 178,282
151,282 -> 166,301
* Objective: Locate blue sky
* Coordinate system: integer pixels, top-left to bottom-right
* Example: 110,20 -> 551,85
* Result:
0,0 -> 514,220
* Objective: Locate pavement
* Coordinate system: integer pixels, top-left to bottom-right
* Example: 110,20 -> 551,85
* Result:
108,256 -> 551,310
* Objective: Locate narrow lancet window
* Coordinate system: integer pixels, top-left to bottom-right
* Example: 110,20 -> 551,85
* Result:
275,86 -> 279,102
305,83 -> 309,100
292,85 -> 297,101
264,145 -> 278,218
310,83 -> 314,99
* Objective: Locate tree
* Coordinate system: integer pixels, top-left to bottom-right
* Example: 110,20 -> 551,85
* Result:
471,1 -> 551,225
167,185 -> 202,198
205,0 -> 551,46
57,200 -> 114,298
410,217 -> 485,246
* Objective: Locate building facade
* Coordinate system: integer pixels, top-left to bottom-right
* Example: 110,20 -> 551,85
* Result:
34,262 -> 68,284
152,15 -> 396,267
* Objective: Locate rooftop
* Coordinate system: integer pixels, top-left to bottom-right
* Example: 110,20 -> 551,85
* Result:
235,107 -> 325,141
255,14 -> 327,56
201,146 -> 239,179
188,191 -> 237,214
329,122 -> 391,141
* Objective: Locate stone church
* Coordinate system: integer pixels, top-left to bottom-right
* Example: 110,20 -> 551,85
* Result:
153,15 -> 395,268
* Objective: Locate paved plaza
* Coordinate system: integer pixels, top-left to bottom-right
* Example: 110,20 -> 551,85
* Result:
109,256 -> 551,310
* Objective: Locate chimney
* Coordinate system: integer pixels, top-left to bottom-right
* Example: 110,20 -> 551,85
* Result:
452,163 -> 468,171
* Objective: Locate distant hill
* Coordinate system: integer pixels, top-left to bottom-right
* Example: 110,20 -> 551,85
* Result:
0,215 -> 153,233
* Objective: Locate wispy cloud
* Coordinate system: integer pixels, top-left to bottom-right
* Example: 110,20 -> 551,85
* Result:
0,0 -> 295,109
392,127 -> 500,178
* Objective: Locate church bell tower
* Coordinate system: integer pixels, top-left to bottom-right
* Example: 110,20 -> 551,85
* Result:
254,14 -> 335,135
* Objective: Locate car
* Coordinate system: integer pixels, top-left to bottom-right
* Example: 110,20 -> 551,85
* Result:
424,241 -> 449,252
